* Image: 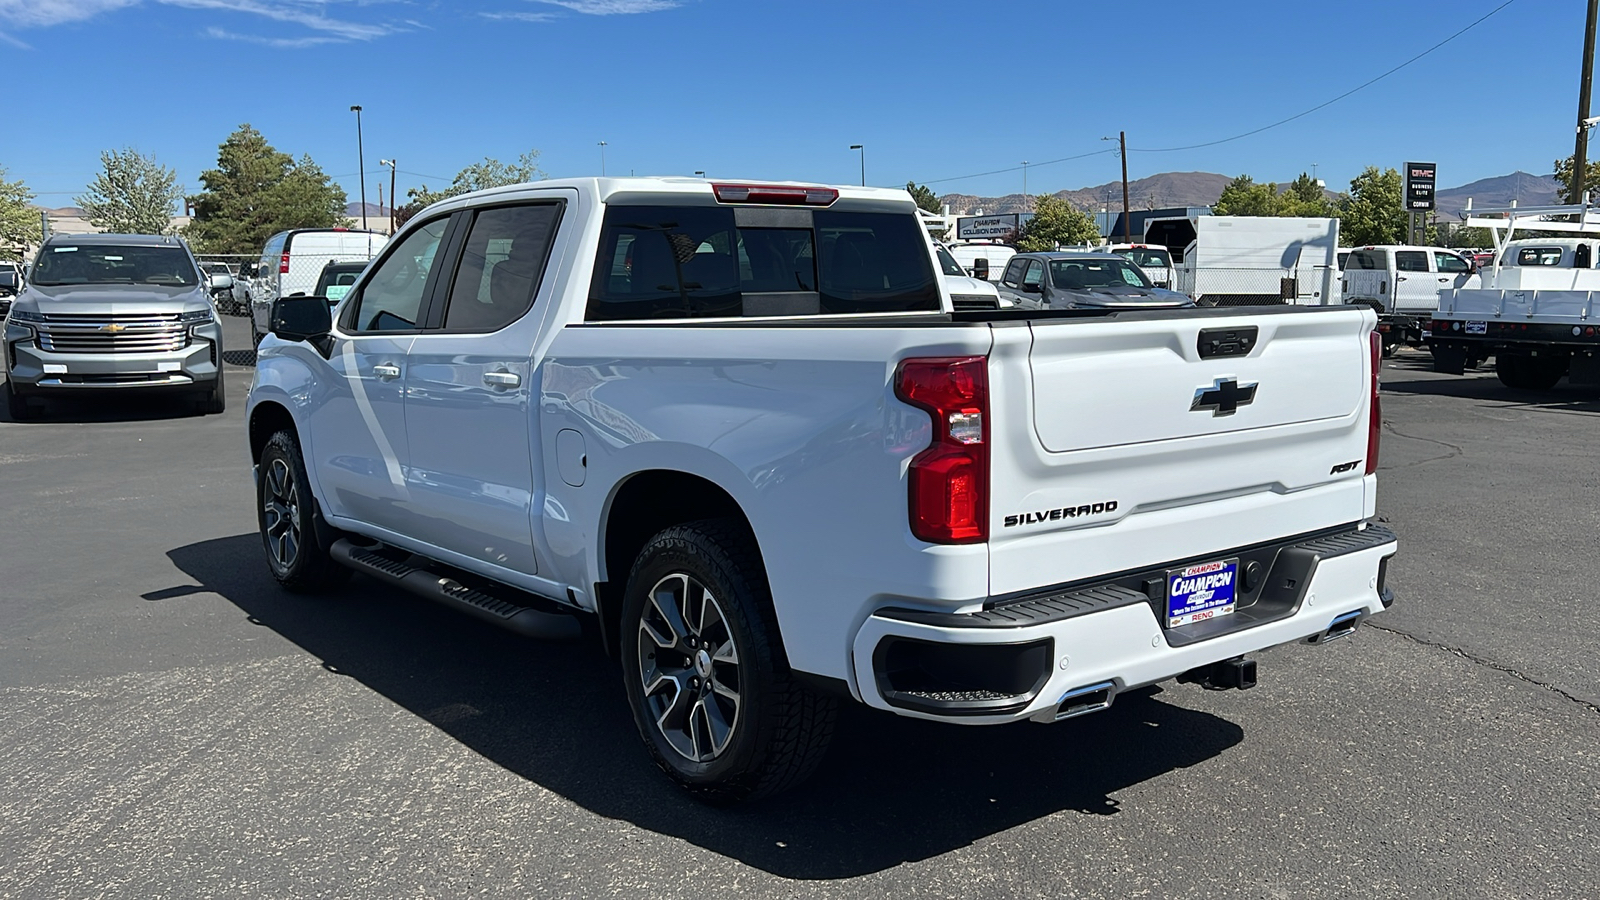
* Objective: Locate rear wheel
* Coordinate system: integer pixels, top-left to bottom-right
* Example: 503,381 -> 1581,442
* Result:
258,429 -> 349,592
1496,353 -> 1566,391
621,519 -> 836,803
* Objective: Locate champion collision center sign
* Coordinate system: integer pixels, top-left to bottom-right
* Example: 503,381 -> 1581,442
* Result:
956,213 -> 1032,241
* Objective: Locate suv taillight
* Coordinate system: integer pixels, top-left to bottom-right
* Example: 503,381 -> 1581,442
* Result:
279,253 -> 290,275
1366,330 -> 1382,475
896,356 -> 989,544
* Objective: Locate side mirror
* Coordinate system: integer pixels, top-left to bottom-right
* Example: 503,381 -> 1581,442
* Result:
1021,282 -> 1042,294
208,272 -> 233,292
972,259 -> 989,280
271,294 -> 333,352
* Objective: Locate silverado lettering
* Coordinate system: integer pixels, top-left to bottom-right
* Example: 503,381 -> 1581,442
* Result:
1004,501 -> 1119,528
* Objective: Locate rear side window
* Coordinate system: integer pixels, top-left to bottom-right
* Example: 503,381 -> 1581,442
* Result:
586,205 -> 938,321
442,203 -> 562,332
1516,247 -> 1564,266
1345,250 -> 1387,270
1395,251 -> 1429,272
1434,251 -> 1470,273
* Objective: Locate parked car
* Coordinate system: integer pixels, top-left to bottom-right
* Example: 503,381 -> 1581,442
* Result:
0,261 -> 22,316
995,251 -> 1194,309
1341,245 -> 1479,353
312,260 -> 368,307
247,177 -> 1396,802
200,261 -> 242,314
247,228 -> 387,345
4,233 -> 226,419
1102,243 -> 1175,287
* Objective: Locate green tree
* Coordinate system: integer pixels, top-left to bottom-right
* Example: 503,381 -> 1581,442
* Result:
1337,166 -> 1407,246
1277,172 -> 1335,218
74,148 -> 183,235
399,150 -> 545,225
1212,175 -> 1280,216
0,165 -> 43,262
1554,153 -> 1600,204
905,181 -> 941,214
185,125 -> 349,254
1014,195 -> 1099,251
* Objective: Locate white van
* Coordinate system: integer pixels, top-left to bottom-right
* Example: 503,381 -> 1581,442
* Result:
1341,245 -> 1478,350
248,228 -> 388,344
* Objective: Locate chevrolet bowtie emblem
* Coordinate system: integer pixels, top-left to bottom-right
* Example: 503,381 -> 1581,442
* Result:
1191,377 -> 1258,417
100,323 -> 128,334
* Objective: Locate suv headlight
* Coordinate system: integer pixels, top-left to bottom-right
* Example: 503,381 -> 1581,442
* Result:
178,308 -> 215,325
8,309 -> 45,323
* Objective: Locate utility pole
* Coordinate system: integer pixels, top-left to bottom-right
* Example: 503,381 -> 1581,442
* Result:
598,140 -> 608,177
380,159 -> 397,234
1119,131 -> 1131,243
1575,0 -> 1598,202
350,105 -> 367,231
1021,161 -> 1029,200
850,145 -> 865,186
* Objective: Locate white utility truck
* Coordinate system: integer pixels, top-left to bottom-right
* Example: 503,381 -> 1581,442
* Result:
1430,200 -> 1600,389
1143,215 -> 1342,307
1341,245 -> 1479,354
246,178 -> 1398,802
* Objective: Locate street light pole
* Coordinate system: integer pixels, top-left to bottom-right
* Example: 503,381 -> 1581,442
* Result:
850,144 -> 864,186
598,140 -> 608,177
1119,131 -> 1131,243
350,105 -> 367,231
1021,161 -> 1029,201
379,159 -> 396,234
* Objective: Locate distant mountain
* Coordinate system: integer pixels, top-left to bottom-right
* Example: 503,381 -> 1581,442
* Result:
939,172 -> 1233,216
1435,172 -> 1561,218
938,170 -> 1565,220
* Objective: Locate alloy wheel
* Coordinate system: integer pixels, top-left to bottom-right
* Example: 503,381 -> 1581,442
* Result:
262,457 -> 302,570
637,572 -> 742,763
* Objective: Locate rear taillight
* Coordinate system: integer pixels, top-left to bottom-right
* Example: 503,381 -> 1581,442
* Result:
1366,330 -> 1382,475
896,356 -> 989,544
279,253 -> 290,274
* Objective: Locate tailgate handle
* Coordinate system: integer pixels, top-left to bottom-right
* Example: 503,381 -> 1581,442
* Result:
1197,326 -> 1258,359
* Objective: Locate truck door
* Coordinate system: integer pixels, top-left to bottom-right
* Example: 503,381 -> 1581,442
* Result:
309,216 -> 450,532
1393,249 -> 1436,312
400,199 -> 568,575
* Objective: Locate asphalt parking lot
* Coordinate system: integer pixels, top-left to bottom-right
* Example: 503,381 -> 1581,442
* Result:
2,317 -> 1597,899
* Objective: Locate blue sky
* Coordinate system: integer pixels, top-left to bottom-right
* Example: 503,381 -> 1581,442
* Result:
0,0 -> 1589,208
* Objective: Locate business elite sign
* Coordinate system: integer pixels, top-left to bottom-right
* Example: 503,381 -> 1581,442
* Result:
1405,162 -> 1437,211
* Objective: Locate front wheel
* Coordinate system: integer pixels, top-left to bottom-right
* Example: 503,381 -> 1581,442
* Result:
5,379 -> 40,421
257,429 -> 349,592
621,519 -> 836,803
195,365 -> 225,415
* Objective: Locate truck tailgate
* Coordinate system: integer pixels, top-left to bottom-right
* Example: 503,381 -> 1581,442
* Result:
987,307 -> 1376,597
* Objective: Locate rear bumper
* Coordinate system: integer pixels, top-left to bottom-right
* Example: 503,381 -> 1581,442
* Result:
851,522 -> 1397,724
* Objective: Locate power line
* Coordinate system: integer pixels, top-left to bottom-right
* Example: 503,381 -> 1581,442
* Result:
920,148 -> 1117,187
1130,0 -> 1521,153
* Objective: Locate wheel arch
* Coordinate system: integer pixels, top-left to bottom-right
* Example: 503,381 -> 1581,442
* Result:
594,469 -> 762,659
248,399 -> 298,464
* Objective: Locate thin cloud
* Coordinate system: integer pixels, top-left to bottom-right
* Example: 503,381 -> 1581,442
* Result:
0,0 -> 136,28
531,0 -> 679,14
204,25 -> 346,47
163,0 -> 395,40
480,10 -> 559,22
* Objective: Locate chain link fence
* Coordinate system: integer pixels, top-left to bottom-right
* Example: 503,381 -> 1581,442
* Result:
1174,266 -> 1344,307
194,252 -> 375,318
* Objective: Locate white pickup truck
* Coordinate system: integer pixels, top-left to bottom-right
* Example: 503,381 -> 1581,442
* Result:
246,177 -> 1398,802
1430,202 -> 1600,389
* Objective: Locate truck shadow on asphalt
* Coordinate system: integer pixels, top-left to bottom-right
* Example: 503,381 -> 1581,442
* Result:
163,533 -> 1245,879
1381,370 -> 1600,413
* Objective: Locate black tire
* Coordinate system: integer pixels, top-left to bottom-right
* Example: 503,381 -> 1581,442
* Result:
6,379 -> 39,421
620,519 -> 836,804
257,429 -> 350,592
196,363 -> 226,415
1496,354 -> 1565,391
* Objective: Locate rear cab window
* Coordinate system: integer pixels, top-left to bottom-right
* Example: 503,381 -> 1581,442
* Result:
1345,250 -> 1388,270
1516,247 -> 1565,266
585,203 -> 939,321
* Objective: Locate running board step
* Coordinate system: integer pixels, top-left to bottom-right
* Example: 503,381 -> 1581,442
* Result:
330,539 -> 582,641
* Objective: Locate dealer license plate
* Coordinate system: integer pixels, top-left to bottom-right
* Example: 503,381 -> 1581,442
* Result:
1166,559 -> 1239,628
1465,321 -> 1487,335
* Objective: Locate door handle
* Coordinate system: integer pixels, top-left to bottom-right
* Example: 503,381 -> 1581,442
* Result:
483,370 -> 521,388
373,363 -> 401,380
